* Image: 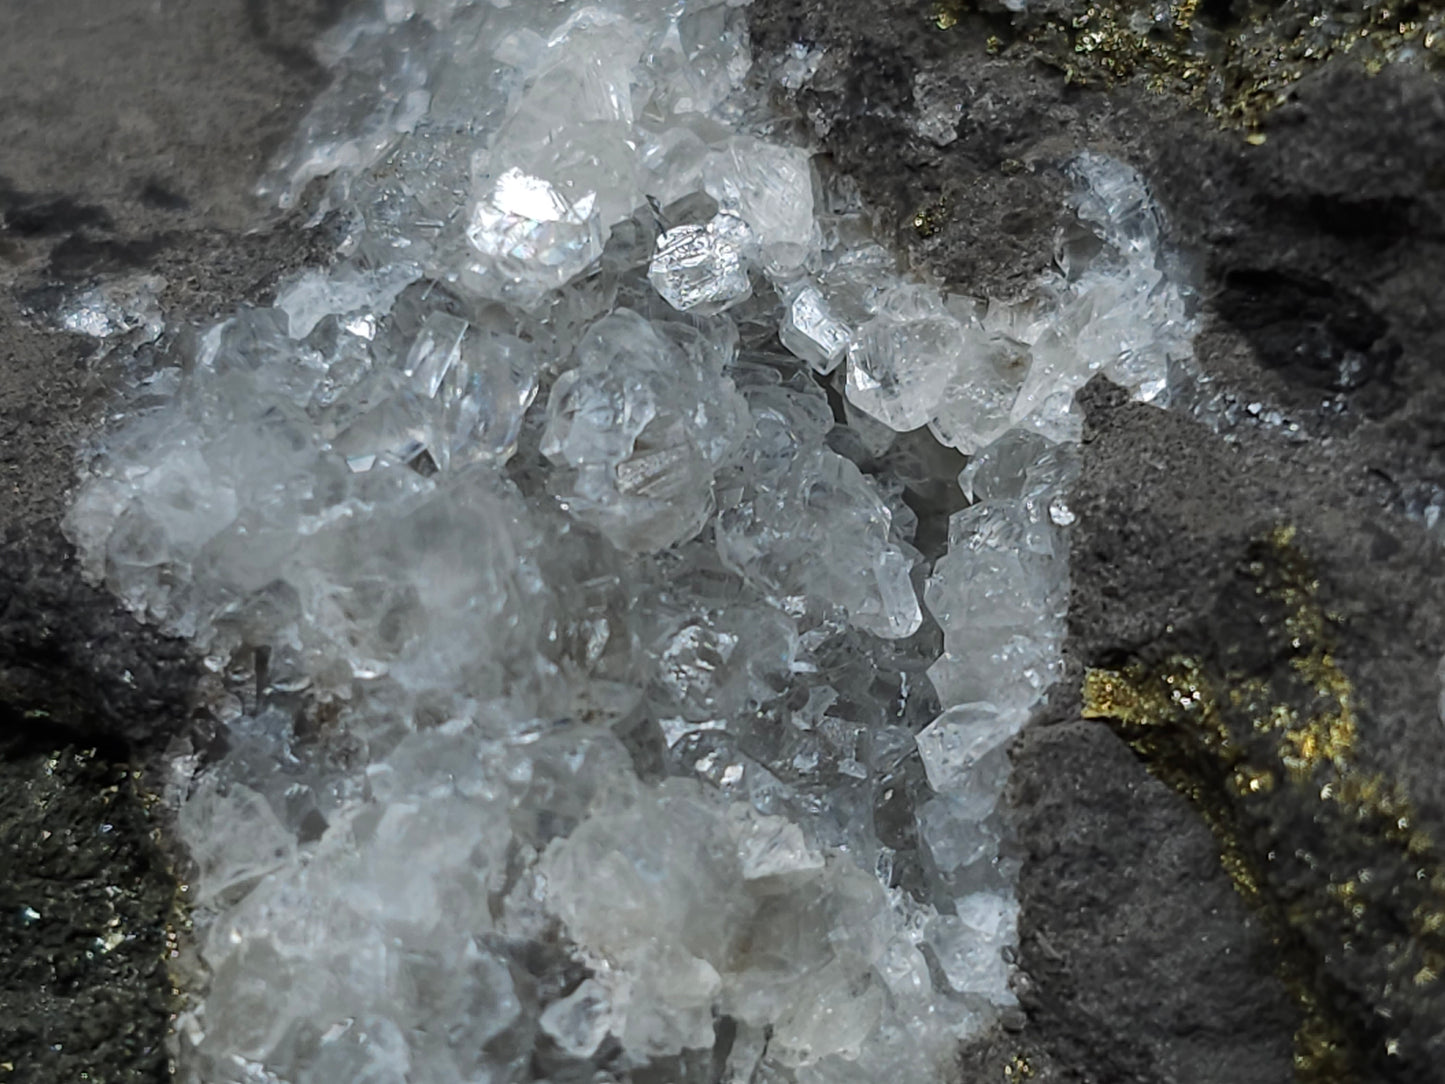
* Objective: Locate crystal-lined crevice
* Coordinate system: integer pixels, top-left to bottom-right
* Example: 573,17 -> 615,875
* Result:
60,1 -> 1198,1081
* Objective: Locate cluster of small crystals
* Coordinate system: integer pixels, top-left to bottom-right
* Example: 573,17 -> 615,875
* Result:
61,2 -> 1191,1083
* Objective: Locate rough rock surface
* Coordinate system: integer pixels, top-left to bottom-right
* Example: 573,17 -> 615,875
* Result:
0,2 -> 342,1079
1006,719 -> 1296,1084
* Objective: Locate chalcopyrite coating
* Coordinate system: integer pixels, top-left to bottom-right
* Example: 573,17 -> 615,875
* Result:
61,1 -> 1194,1081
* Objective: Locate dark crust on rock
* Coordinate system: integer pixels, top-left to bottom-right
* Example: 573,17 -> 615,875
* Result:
0,740 -> 178,1084
748,0 -> 1078,299
1064,377 -> 1445,1081
1005,719 -> 1297,1084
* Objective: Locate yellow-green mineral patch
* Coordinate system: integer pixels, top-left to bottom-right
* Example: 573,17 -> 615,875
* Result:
1082,527 -> 1445,1082
933,0 -> 1445,129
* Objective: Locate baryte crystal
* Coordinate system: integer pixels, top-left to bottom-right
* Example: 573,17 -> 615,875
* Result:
648,598 -> 797,722
648,213 -> 754,314
779,282 -> 852,374
919,790 -> 1000,873
436,326 -> 538,466
728,804 -> 825,880
61,1 -> 1199,1080
704,136 -> 816,272
846,285 -> 963,432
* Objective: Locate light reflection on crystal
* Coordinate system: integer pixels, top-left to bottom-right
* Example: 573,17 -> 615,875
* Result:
648,213 -> 754,314
61,2 -> 1195,1082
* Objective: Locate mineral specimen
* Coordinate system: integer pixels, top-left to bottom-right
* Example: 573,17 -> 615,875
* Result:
62,1 -> 1194,1081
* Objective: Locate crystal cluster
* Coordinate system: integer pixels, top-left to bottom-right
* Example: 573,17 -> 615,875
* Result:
63,2 -> 1193,1083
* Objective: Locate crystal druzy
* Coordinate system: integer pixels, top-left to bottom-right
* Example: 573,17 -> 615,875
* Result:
62,2 -> 1193,1081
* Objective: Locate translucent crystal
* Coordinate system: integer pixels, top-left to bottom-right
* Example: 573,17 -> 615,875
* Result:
928,328 -> 1032,454
925,433 -> 1075,714
648,599 -> 797,722
176,780 -> 295,904
257,17 -> 433,209
465,167 -> 606,303
541,309 -> 747,551
538,978 -> 618,1058
846,285 -> 963,432
330,384 -> 431,472
56,274 -> 166,342
648,213 -> 754,314
918,787 -> 1000,873
437,326 -> 538,466
915,702 -> 1026,792
276,264 -> 420,340
705,136 -> 815,272
62,1 -> 1197,1078
927,893 -> 1019,999
716,381 -> 922,639
780,282 -> 852,374
728,804 -> 825,880
402,311 -> 468,398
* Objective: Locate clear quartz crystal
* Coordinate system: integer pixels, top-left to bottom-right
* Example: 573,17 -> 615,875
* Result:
61,1 -> 1196,1080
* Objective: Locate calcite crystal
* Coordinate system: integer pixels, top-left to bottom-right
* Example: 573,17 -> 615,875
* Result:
63,1 -> 1194,1082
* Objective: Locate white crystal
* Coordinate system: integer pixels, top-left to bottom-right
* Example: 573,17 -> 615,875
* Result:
465,167 -> 605,302
705,136 -> 816,272
541,309 -> 747,551
539,978 -> 620,1058
56,274 -> 167,342
780,282 -> 852,373
716,382 -> 923,639
911,73 -> 963,147
915,702 -> 1026,791
62,2 -> 1197,1080
928,893 -> 1019,1000
403,311 -> 468,398
276,264 -> 420,340
648,213 -> 753,314
176,780 -> 295,904
846,285 -> 963,432
928,329 -> 1032,454
728,805 -> 825,880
